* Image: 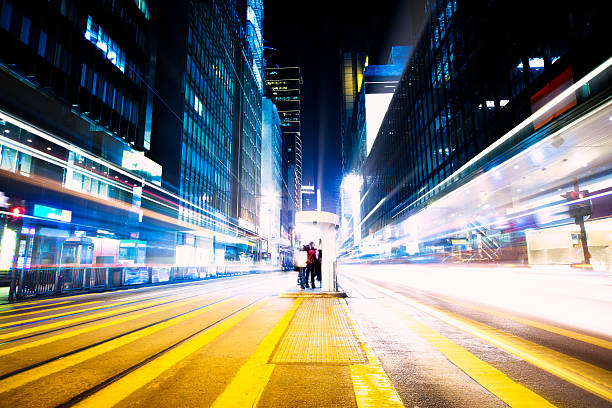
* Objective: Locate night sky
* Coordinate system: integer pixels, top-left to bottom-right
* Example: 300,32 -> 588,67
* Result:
263,0 -> 426,213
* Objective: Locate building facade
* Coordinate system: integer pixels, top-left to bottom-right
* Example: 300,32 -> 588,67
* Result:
149,0 -> 262,264
0,0 -> 165,279
339,46 -> 409,250
356,0 -> 612,266
261,97 -> 283,264
265,66 -> 302,224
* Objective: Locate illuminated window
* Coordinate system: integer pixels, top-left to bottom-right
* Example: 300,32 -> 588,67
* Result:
133,0 -> 149,19
19,16 -> 30,44
0,1 -> 12,31
194,95 -> 202,116
84,16 -> 126,73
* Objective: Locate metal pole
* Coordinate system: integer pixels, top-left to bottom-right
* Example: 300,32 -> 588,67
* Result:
55,243 -> 63,294
573,179 -> 591,265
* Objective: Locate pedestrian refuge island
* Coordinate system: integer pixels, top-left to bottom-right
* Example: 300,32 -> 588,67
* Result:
294,210 -> 343,295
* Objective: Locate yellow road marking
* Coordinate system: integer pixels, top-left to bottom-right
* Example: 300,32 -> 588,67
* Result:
357,277 -> 612,403
74,299 -> 266,408
387,305 -> 555,407
0,298 -> 236,394
0,301 -> 102,320
210,298 -> 301,408
341,300 -> 405,408
434,295 -> 612,351
0,301 -> 135,329
0,292 -> 108,309
0,301 -> 74,314
0,296 -> 198,341
0,297 -> 203,357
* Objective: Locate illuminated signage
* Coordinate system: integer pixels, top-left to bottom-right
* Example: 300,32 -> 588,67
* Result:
33,204 -> 72,222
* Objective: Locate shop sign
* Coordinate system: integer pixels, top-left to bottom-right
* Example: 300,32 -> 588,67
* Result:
33,204 -> 72,222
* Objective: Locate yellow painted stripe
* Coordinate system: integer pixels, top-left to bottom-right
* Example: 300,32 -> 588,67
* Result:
387,305 -> 555,407
74,299 -> 265,408
434,295 -> 612,351
0,301 -> 74,314
0,297 -> 203,358
0,298 -> 235,394
0,301 -> 102,320
0,293 -> 95,308
0,296 -> 195,341
358,278 -> 612,403
341,300 -> 404,408
210,298 -> 301,408
0,301 -> 136,328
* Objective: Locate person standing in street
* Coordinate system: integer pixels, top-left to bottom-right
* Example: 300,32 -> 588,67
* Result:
295,245 -> 309,290
307,242 -> 317,289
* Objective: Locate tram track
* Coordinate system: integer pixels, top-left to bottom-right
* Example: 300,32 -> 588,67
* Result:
0,276 -> 259,330
0,277 -> 257,344
52,295 -> 267,408
0,293 -> 240,381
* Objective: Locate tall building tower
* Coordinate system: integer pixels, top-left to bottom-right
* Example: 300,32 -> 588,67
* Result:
232,0 -> 263,236
265,66 -> 302,224
0,0 -> 156,157
261,97 -> 282,264
0,0 -> 162,268
340,30 -> 368,176
358,0 -> 612,260
150,0 -> 262,261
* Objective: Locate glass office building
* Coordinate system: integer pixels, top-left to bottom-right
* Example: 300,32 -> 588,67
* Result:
150,0 -> 263,263
261,97 -> 283,263
360,0 -> 611,239
0,0 -> 168,281
265,66 -> 302,219
0,0 -> 155,157
233,0 -> 263,234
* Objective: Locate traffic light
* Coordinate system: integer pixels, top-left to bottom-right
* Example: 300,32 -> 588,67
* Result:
6,205 -> 25,231
9,206 -> 25,218
561,190 -> 592,219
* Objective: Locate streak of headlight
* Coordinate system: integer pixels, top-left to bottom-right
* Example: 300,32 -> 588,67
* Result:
407,189 -> 612,245
0,169 -> 253,245
0,109 -> 244,232
383,55 -> 612,220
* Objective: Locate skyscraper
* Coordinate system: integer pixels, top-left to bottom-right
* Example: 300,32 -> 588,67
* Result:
357,0 -> 611,259
265,66 -> 302,224
149,0 -> 262,263
232,0 -> 263,238
261,97 -> 282,264
0,0 -> 156,158
339,46 -> 409,250
0,0 -> 162,269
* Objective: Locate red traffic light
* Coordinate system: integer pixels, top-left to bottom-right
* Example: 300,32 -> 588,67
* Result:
562,191 -> 588,201
10,206 -> 25,218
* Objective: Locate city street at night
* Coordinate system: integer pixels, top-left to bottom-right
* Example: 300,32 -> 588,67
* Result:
0,267 -> 610,407
1,0 -> 611,406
